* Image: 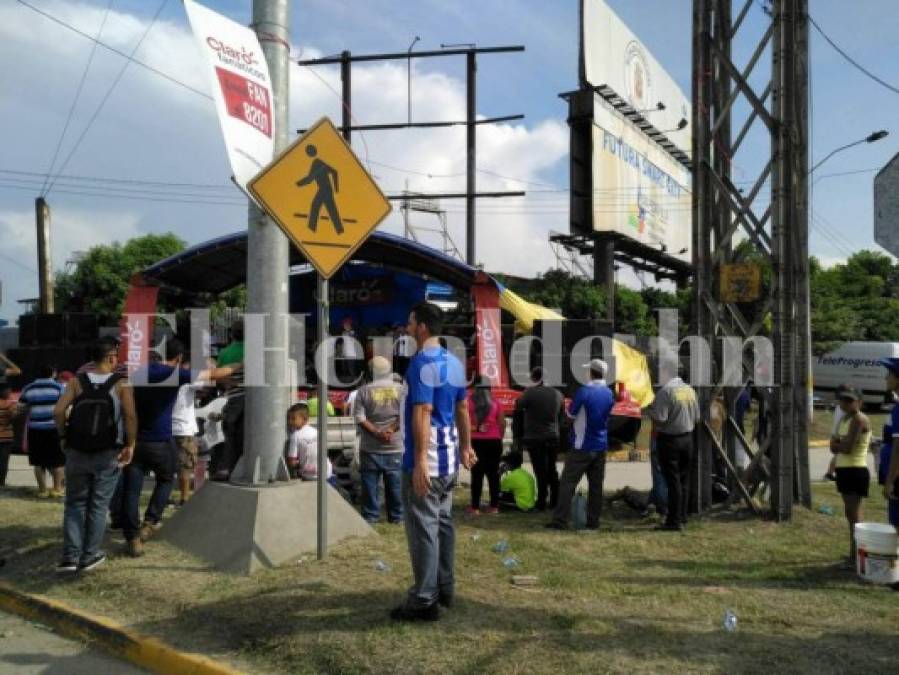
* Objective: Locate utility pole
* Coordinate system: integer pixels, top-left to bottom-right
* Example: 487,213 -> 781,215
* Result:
466,51 -> 476,266
233,0 -> 291,485
35,197 -> 54,314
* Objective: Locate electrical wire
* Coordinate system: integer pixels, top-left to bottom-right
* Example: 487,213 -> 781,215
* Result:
40,0 -> 114,196
809,14 -> 899,97
14,0 -> 210,101
0,168 -> 234,191
44,0 -> 169,197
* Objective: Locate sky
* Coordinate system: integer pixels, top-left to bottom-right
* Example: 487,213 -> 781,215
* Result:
1,0 -> 897,324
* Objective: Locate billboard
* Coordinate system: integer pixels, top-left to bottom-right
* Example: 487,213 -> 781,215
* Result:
875,152 -> 899,258
184,0 -> 275,192
591,98 -> 692,260
582,0 -> 692,155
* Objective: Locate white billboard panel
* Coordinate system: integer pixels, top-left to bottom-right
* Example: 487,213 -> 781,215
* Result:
184,0 -> 275,192
875,153 -> 899,258
592,98 -> 692,261
582,0 -> 691,155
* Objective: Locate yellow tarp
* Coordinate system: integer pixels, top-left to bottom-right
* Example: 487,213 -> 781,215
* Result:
498,287 -> 565,333
496,286 -> 654,408
613,339 -> 655,408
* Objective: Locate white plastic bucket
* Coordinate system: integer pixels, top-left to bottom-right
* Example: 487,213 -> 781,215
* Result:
854,522 -> 899,584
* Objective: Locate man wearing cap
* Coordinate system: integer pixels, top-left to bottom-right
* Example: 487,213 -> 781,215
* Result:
546,359 -> 615,530
879,358 -> 899,531
354,356 -> 404,524
648,365 -> 700,532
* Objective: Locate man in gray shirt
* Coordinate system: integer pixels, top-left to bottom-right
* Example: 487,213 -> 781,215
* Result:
355,356 -> 404,524
648,371 -> 700,531
514,367 -> 565,511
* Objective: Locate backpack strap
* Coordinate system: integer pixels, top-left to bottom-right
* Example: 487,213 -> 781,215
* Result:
77,372 -> 92,394
97,372 -> 123,395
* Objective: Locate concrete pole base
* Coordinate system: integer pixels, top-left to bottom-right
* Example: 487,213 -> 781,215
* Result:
160,481 -> 374,574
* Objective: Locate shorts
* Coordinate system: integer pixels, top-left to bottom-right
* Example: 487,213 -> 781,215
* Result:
835,467 -> 870,497
175,436 -> 198,472
27,427 -> 64,469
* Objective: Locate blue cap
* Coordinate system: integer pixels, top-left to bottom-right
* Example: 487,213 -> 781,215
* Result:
878,357 -> 899,376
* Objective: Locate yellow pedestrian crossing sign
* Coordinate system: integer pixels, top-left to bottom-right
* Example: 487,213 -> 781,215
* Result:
248,117 -> 392,279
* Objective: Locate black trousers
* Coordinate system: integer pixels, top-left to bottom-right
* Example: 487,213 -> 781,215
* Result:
219,395 -> 245,476
657,432 -> 693,527
470,439 -> 502,507
526,438 -> 559,510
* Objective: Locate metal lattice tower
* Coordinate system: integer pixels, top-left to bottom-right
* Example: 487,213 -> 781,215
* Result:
692,0 -> 810,520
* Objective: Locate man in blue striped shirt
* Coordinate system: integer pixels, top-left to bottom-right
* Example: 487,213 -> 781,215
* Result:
392,302 -> 476,622
546,359 -> 614,530
19,365 -> 66,497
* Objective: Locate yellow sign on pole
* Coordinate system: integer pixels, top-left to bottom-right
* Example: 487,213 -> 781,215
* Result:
720,263 -> 762,303
248,117 -> 392,279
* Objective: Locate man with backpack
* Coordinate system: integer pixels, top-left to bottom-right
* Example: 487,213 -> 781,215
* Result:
53,337 -> 136,573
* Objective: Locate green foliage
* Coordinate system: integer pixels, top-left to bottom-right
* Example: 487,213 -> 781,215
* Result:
810,250 -> 899,354
54,233 -> 186,325
525,269 -> 606,320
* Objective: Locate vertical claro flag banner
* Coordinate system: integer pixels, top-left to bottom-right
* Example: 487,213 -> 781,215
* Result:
471,280 -> 510,388
184,0 -> 275,191
118,278 -> 160,375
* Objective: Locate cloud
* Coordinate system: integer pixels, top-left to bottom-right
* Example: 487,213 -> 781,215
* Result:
1,1 -> 571,321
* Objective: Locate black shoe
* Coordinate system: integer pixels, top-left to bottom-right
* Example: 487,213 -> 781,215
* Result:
390,603 -> 440,622
438,592 -> 454,609
55,559 -> 78,574
78,553 -> 107,572
544,521 -> 568,530
655,523 -> 684,532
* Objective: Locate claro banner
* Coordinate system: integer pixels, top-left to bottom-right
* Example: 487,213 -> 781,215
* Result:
184,0 -> 275,191
591,100 -> 692,260
581,0 -> 692,156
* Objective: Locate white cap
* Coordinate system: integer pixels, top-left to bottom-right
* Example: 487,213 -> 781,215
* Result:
583,358 -> 608,376
370,355 -> 392,379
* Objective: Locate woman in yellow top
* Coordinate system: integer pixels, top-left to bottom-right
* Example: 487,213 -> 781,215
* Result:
829,385 -> 872,566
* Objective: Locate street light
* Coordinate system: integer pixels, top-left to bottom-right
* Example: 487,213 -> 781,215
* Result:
635,101 -> 666,114
810,129 -> 888,175
407,36 -> 420,124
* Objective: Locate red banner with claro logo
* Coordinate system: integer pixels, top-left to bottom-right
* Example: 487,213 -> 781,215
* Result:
471,281 -> 509,388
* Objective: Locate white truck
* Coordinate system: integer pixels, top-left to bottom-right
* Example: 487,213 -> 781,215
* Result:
813,341 -> 899,408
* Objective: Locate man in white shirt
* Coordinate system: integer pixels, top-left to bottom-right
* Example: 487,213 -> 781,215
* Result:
172,380 -> 209,505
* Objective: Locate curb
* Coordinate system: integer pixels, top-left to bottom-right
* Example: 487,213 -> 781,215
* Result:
0,582 -> 244,675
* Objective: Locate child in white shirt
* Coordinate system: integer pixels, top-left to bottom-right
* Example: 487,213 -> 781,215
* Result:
285,402 -> 332,481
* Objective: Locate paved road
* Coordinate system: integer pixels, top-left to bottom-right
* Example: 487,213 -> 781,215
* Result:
0,611 -> 144,674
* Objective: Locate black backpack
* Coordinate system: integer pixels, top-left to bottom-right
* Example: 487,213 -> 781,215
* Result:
66,373 -> 123,452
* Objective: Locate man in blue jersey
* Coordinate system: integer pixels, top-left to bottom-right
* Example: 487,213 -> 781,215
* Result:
391,302 -> 476,622
878,358 -> 899,533
546,359 -> 614,531
19,365 -> 66,497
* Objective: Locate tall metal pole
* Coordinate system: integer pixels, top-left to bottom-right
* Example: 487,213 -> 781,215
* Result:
236,0 -> 291,485
316,51 -> 352,560
466,51 -> 476,266
35,197 -> 54,314
593,235 -> 615,326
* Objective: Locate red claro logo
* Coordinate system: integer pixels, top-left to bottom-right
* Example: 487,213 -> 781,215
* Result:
206,37 -> 258,66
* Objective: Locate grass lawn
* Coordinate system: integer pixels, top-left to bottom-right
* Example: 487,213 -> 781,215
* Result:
1,479 -> 897,675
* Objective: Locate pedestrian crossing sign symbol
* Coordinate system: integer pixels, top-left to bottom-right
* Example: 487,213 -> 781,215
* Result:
248,117 -> 392,279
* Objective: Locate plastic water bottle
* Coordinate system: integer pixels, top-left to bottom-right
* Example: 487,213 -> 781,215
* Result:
571,493 -> 588,530
817,504 -> 835,516
502,556 -> 521,570
470,532 -> 482,542
374,560 -> 390,572
492,539 -> 509,554
723,609 -> 737,632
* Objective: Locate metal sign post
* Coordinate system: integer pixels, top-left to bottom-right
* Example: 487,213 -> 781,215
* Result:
317,276 -> 329,560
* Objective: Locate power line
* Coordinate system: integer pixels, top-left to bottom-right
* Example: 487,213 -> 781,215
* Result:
809,14 -> 899,96
0,168 -> 234,191
44,0 -> 169,197
0,176 -> 243,201
0,183 -> 246,207
40,0 -> 114,196
14,0 -> 211,101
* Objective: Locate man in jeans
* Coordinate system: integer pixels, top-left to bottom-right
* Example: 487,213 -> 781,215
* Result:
514,367 -> 564,511
648,367 -> 700,531
547,359 -> 614,531
53,337 -> 136,573
392,302 -> 476,622
126,339 -> 235,556
355,356 -> 404,524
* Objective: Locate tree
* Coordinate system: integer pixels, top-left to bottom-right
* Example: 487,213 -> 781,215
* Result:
55,233 -> 186,325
